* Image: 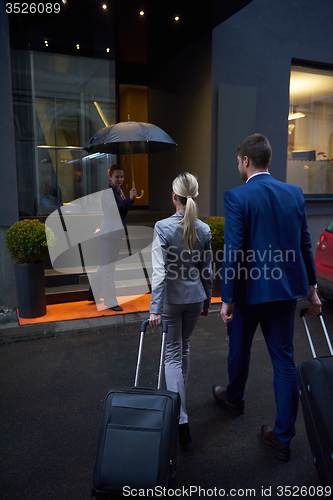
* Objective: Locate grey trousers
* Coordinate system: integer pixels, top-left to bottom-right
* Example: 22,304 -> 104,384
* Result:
161,301 -> 203,424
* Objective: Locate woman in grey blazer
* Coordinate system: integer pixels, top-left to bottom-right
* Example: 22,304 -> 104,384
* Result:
149,173 -> 213,446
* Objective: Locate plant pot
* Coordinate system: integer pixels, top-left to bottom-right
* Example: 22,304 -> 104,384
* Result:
14,262 -> 46,318
212,252 -> 223,297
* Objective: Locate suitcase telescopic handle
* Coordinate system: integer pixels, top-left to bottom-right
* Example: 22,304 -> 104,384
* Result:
300,308 -> 333,357
134,319 -> 168,389
140,319 -> 168,334
300,308 -> 322,318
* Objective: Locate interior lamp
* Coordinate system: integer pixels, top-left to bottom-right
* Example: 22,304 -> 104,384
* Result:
288,111 -> 305,120
288,101 -> 305,120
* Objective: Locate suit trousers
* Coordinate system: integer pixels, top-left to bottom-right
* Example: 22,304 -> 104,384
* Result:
227,299 -> 298,446
161,301 -> 203,425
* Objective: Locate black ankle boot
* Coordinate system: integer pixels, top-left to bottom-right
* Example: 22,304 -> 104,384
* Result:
179,423 -> 192,446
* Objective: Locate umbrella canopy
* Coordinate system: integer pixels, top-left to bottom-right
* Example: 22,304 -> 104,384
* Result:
83,121 -> 177,155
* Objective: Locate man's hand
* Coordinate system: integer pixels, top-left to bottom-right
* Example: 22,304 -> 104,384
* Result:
149,313 -> 161,327
307,288 -> 322,316
221,302 -> 234,323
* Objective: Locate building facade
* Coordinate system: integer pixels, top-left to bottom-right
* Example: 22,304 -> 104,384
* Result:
1,0 -> 332,311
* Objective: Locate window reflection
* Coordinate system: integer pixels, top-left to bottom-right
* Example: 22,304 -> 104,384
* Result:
35,147 -> 115,215
12,50 -> 116,216
287,65 -> 333,195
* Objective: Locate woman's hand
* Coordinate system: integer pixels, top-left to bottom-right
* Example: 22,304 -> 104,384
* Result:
130,188 -> 137,200
149,313 -> 161,327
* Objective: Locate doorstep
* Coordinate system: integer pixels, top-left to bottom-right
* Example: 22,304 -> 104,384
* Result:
0,297 -> 222,344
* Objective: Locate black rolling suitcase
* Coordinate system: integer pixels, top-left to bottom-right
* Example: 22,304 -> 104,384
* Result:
92,319 -> 180,498
297,308 -> 333,491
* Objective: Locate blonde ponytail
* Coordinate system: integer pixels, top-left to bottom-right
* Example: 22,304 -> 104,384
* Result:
172,173 -> 199,253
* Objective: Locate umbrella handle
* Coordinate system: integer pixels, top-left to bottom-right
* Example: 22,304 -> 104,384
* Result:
129,142 -> 144,199
130,142 -> 136,186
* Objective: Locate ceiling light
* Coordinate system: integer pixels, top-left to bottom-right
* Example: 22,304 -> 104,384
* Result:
288,112 -> 305,120
62,0 -> 67,3
94,101 -> 109,127
106,47 -> 110,53
83,152 -> 106,161
76,44 -> 80,49
288,101 -> 305,120
102,4 -> 107,9
44,40 -> 49,46
139,10 -> 144,16
175,16 -> 180,21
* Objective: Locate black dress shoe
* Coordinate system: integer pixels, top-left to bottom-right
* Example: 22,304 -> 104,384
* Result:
261,425 -> 291,461
212,385 -> 244,415
179,423 -> 192,446
109,305 -> 123,311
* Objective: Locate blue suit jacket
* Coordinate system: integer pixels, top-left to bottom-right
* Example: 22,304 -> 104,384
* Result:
221,173 -> 317,306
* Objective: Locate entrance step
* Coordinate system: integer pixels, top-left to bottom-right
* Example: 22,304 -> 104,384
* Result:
45,250 -> 153,305
45,278 -> 151,305
43,209 -> 170,304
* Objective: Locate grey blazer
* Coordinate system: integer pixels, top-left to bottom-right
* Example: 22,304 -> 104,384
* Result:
150,211 -> 213,314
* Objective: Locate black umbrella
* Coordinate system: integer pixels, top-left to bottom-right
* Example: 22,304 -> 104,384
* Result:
83,120 -> 177,198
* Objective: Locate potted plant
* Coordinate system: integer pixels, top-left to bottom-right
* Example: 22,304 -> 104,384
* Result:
6,219 -> 56,318
204,216 -> 225,297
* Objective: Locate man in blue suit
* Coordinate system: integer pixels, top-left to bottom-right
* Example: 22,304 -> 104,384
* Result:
212,134 -> 322,461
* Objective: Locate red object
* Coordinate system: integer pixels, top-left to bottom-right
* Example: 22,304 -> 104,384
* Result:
314,220 -> 333,301
201,309 -> 209,316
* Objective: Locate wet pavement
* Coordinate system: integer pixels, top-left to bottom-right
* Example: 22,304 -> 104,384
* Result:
1,299 -> 333,499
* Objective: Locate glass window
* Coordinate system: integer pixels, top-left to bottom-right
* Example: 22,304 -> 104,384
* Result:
287,65 -> 333,196
11,50 -> 116,216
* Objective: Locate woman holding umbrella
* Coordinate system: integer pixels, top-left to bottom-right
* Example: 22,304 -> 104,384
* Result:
149,173 -> 213,446
88,164 -> 137,311
107,164 -> 137,230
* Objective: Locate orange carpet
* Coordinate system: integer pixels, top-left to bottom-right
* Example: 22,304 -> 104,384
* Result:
18,295 -> 222,326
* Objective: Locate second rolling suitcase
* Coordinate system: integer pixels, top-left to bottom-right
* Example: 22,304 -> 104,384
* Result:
92,319 -> 180,498
297,308 -> 333,491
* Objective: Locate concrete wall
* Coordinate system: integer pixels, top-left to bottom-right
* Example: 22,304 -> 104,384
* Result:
0,3 -> 19,309
148,32 -> 212,220
210,0 -> 333,224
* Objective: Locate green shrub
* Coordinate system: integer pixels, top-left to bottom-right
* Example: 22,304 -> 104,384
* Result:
204,216 -> 225,253
6,219 -> 56,264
